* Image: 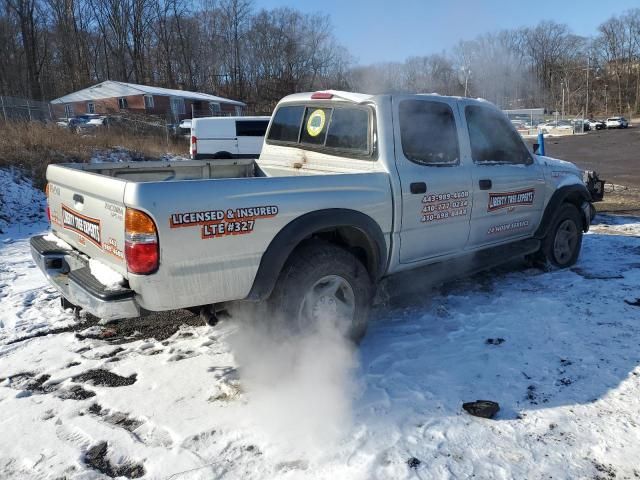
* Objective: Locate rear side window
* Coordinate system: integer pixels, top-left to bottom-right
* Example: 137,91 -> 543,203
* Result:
236,120 -> 269,137
465,105 -> 532,165
268,106 -> 304,143
267,104 -> 371,157
399,100 -> 459,166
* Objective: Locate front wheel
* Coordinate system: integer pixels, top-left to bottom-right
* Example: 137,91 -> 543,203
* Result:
267,240 -> 374,343
537,203 -> 584,268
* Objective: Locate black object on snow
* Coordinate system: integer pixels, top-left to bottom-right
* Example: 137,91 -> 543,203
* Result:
462,400 -> 500,419
407,457 -> 421,469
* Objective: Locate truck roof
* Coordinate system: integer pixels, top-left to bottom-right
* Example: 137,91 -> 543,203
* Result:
278,90 -> 496,109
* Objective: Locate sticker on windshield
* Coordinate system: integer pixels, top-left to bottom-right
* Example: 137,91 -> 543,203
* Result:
306,109 -> 326,137
61,205 -> 102,247
488,188 -> 535,212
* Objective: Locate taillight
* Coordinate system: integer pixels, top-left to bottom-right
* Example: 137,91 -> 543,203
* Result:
191,136 -> 197,157
125,208 -> 158,274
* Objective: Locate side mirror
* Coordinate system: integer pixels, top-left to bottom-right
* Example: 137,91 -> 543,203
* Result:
533,143 -> 540,154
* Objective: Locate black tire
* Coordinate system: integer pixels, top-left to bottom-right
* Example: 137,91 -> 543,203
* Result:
538,203 -> 583,268
267,240 -> 374,343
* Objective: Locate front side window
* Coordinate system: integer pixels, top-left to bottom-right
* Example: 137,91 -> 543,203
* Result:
267,104 -> 371,157
465,105 -> 532,165
399,100 -> 459,166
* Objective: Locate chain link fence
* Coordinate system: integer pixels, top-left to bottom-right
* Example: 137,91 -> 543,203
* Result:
0,96 -> 53,122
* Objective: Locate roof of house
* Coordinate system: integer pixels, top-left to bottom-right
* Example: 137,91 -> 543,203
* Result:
51,80 -> 245,106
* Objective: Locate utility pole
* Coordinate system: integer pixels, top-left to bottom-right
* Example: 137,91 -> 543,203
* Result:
604,84 -> 608,116
561,81 -> 565,120
585,57 -> 590,118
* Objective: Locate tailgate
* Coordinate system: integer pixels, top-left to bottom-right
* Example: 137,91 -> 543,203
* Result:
46,164 -> 128,276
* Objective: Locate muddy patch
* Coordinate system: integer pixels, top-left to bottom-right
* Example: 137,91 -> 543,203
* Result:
86,403 -> 143,432
4,372 -> 57,396
72,369 -> 137,387
84,441 -> 145,478
571,267 -> 624,280
57,384 -> 96,400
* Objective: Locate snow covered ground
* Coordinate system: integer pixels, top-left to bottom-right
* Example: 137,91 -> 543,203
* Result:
1,167 -> 640,479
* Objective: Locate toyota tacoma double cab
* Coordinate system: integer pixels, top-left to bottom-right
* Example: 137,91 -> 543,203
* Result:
32,91 -> 601,341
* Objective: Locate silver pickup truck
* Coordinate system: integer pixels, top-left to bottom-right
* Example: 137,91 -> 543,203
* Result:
32,91 -> 601,341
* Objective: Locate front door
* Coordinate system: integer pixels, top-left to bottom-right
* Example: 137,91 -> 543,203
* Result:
394,96 -> 473,263
460,103 -> 546,248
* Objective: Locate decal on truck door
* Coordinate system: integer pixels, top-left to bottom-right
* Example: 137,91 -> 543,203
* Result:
61,205 -> 102,247
420,190 -> 469,223
488,188 -> 535,212
169,205 -> 279,239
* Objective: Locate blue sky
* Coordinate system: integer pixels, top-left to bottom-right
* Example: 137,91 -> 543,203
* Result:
255,0 -> 639,64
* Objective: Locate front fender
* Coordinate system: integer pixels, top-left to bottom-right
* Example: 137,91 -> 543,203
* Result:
535,184 -> 593,238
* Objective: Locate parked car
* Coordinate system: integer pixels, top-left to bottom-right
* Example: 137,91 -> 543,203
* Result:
32,91 -> 601,342
538,120 -> 574,133
588,119 -> 606,130
76,116 -> 109,134
606,117 -> 629,129
571,119 -> 591,132
176,119 -> 192,137
190,116 -> 271,159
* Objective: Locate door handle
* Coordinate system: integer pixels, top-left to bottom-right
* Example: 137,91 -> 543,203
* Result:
410,182 -> 427,194
479,179 -> 492,190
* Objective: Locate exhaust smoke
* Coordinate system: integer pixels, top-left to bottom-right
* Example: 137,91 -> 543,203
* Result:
228,309 -> 360,457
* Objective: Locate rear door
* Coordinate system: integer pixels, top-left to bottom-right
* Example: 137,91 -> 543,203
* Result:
46,165 -> 128,274
461,103 -> 546,248
394,96 -> 473,263
236,120 -> 269,157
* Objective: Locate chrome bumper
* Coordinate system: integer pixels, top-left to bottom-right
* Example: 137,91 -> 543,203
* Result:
30,235 -> 140,320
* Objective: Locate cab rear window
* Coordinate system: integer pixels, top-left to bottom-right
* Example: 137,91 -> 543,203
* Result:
267,104 -> 371,157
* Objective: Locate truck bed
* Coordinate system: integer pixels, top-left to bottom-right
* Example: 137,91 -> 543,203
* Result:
45,158 -> 393,311
62,158 -> 332,182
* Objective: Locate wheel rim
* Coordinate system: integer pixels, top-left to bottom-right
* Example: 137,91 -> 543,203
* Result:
298,275 -> 356,329
553,219 -> 578,264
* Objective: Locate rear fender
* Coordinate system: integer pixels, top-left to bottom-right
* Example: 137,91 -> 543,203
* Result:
246,209 -> 387,301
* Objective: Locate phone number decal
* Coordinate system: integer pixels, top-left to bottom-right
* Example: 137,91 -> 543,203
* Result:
169,205 -> 278,239
420,190 -> 470,223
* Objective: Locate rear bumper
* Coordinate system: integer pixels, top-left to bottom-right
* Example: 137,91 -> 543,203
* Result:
30,235 -> 140,320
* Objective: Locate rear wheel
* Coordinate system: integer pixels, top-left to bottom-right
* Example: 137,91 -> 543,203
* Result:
267,240 -> 373,343
537,203 -> 583,268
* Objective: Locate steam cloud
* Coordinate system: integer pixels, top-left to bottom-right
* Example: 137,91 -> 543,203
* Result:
228,310 -> 359,457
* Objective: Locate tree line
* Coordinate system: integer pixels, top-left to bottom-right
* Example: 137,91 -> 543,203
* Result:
1,0 -> 639,116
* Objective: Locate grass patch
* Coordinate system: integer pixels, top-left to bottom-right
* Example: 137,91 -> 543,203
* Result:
0,120 -> 186,188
